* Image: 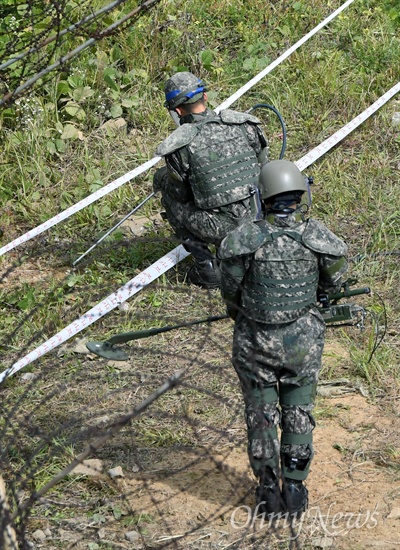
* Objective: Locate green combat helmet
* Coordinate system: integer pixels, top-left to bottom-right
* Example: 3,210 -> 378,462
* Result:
164,72 -> 207,110
259,160 -> 308,201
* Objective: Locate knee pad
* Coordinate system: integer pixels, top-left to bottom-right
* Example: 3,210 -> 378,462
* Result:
281,432 -> 313,481
280,383 -> 317,406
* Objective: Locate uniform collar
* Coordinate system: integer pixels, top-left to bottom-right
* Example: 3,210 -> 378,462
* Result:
179,108 -> 216,125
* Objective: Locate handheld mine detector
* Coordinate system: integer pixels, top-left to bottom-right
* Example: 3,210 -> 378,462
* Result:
86,314 -> 229,361
87,280 -> 375,361
318,278 -> 371,326
72,102 -> 287,266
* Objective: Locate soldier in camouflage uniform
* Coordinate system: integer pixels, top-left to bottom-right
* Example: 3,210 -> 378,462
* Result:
154,72 -> 268,289
218,160 -> 348,517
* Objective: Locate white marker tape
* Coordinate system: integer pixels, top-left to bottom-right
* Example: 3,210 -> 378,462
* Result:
0,0 -> 355,256
1,80 -> 399,382
296,81 -> 400,171
0,245 -> 190,384
0,157 -> 161,257
216,0 -> 355,113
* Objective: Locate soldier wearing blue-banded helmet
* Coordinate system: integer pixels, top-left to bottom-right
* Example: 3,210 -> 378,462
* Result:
153,72 -> 268,289
218,160 -> 348,517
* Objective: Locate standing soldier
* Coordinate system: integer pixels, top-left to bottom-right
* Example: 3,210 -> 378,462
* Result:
218,160 -> 348,517
154,72 -> 268,289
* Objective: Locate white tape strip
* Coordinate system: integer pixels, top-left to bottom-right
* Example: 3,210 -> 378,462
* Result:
215,0 -> 355,113
0,157 -> 161,256
296,81 -> 400,171
0,0 -> 355,256
1,80 -> 398,383
0,245 -> 190,383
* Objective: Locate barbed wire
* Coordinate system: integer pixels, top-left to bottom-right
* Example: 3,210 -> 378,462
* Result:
0,231 -> 393,549
0,0 -> 162,107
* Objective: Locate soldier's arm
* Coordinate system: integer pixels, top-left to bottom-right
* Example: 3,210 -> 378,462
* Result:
318,254 -> 348,295
244,122 -> 268,165
164,149 -> 194,203
220,256 -> 249,319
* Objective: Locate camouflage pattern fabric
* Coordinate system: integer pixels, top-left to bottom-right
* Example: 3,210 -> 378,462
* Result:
153,108 -> 267,246
231,311 -> 324,480
161,192 -> 255,245
219,210 -> 348,483
219,213 -> 348,323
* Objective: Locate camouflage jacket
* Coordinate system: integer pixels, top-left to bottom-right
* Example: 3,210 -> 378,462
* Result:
218,212 -> 348,324
155,108 -> 268,208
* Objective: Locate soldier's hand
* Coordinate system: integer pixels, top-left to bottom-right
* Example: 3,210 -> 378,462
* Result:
153,166 -> 169,193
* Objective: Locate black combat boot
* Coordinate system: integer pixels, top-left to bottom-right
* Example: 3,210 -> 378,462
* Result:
255,479 -> 282,516
282,478 -> 308,517
187,258 -> 221,289
183,238 -> 221,289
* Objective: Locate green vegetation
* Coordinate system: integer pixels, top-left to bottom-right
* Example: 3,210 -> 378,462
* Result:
1,0 -> 399,547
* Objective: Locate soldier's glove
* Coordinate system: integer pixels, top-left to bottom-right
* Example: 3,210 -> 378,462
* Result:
153,165 -> 169,193
226,303 -> 238,321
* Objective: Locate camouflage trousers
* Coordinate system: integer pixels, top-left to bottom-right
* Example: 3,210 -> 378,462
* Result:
154,166 -> 255,246
231,309 -> 325,482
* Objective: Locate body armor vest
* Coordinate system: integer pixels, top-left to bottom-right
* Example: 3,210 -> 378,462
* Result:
187,117 -> 260,209
241,225 -> 319,324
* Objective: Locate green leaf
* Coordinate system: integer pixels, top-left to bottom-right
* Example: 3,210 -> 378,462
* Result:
255,56 -> 269,71
200,49 -> 214,67
73,86 -> 94,102
110,45 -> 123,62
17,289 -> 35,311
92,513 -> 106,524
56,80 -> 71,99
55,139 -> 66,152
110,103 -> 123,118
242,57 -> 255,71
121,98 -> 135,108
64,101 -> 86,121
89,182 -> 102,192
16,4 -> 29,15
67,75 -> 82,89
61,124 -> 79,140
112,506 -> 122,520
46,141 -> 57,154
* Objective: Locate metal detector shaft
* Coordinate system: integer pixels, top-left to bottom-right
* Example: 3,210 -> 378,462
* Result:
73,192 -> 155,266
107,314 -> 229,345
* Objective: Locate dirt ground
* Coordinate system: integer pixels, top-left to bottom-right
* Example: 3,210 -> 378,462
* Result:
103,391 -> 398,550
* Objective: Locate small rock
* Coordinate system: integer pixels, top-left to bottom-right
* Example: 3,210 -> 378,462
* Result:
70,459 -> 103,476
125,530 -> 140,542
32,529 -> 47,541
108,466 -> 124,479
107,360 -> 131,372
387,507 -> 400,519
44,528 -> 52,537
131,463 -> 140,473
392,112 -> 400,127
312,537 -> 334,548
118,302 -> 130,311
92,415 -> 110,427
59,528 -> 79,542
21,372 -> 39,383
98,528 -> 107,539
71,337 -> 91,354
100,118 -> 127,133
